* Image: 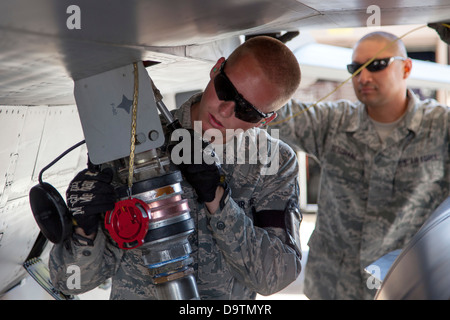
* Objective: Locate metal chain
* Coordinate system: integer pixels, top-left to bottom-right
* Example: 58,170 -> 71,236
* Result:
128,62 -> 139,195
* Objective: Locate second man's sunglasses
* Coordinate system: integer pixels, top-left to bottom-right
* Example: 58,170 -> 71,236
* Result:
214,60 -> 274,123
347,56 -> 406,75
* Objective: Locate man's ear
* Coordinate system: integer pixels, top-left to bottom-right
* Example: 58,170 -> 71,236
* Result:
257,112 -> 277,127
403,58 -> 412,79
210,57 -> 226,79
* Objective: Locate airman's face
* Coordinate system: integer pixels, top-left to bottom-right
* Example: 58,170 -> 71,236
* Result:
191,56 -> 278,143
351,39 -> 410,109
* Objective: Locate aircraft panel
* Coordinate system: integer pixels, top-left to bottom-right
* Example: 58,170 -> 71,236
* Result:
0,105 -> 86,296
0,197 -> 41,295
0,106 -> 26,206
7,107 -> 48,201
33,106 -> 87,188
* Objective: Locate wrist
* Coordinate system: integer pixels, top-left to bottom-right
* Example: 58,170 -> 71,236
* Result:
205,182 -> 231,214
74,227 -> 96,243
205,186 -> 224,214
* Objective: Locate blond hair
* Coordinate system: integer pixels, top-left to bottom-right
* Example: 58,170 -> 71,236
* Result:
227,36 -> 301,109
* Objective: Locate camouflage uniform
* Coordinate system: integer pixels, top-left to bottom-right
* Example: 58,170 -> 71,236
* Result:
270,90 -> 450,299
50,93 -> 302,300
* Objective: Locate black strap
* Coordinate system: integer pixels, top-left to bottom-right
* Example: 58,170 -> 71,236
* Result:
252,209 -> 286,229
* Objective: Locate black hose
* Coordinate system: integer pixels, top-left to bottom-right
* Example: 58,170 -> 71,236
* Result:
38,140 -> 86,184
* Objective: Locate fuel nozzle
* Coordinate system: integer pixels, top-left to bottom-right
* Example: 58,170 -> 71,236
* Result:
150,78 -> 182,133
104,169 -> 199,300
102,72 -> 199,300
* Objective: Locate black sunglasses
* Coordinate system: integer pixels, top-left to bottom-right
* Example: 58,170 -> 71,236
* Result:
347,56 -> 406,74
213,60 -> 274,123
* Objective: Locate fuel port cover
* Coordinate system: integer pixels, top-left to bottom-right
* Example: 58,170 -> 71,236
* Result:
105,198 -> 150,249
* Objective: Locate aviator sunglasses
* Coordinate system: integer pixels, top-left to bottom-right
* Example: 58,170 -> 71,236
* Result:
214,60 -> 274,123
347,56 -> 406,74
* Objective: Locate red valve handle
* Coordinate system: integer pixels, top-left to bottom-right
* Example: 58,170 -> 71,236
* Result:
105,198 -> 150,249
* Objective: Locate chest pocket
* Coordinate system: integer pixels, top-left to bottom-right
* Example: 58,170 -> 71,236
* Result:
395,148 -> 445,189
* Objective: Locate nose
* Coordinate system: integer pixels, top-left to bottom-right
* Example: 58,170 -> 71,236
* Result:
357,67 -> 372,84
218,100 -> 235,118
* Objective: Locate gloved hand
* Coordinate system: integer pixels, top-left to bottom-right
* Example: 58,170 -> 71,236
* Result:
66,167 -> 116,235
171,130 -> 224,203
428,22 -> 450,45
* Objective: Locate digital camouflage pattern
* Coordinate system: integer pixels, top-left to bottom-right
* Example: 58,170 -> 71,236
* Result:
269,90 -> 450,299
49,93 -> 302,300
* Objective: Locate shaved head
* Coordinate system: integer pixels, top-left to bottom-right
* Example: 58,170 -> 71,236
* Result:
354,31 -> 407,58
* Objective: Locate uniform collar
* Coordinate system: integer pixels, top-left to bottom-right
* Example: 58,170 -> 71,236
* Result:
174,92 -> 203,130
344,89 -> 421,134
344,90 -> 421,151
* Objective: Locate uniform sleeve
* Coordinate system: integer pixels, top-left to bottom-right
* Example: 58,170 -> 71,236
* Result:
268,99 -> 341,159
206,142 -> 302,296
49,228 -> 123,295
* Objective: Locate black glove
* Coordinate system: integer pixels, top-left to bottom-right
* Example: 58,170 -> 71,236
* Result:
428,22 -> 450,45
66,168 -> 116,235
171,130 -> 224,203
